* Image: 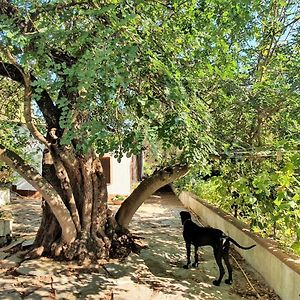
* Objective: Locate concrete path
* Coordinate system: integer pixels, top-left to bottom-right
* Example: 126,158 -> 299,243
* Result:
0,192 -> 279,299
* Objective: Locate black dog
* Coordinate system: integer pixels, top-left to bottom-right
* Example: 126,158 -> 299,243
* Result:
180,211 -> 255,286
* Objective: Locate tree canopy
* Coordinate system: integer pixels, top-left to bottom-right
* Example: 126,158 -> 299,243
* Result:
2,0 -> 298,164
0,0 -> 219,165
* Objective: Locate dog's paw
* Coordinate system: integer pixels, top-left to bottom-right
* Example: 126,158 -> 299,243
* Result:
183,264 -> 189,269
225,279 -> 232,285
212,280 -> 220,286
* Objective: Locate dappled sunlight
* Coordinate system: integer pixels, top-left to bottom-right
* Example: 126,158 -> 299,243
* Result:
118,195 -> 242,299
0,193 -> 272,299
286,257 -> 300,263
0,196 -> 41,237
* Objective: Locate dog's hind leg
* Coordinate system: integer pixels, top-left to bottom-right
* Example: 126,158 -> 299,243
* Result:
223,250 -> 233,284
183,242 -> 191,269
212,248 -> 225,286
192,246 -> 199,267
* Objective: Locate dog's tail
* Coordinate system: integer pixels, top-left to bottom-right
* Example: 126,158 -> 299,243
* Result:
228,237 -> 256,250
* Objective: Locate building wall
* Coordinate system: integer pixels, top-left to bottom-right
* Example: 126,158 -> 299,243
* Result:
13,129 -> 135,197
14,127 -> 44,192
106,154 -> 132,196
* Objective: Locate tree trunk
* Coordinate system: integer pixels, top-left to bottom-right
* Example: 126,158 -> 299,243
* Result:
0,144 -> 113,261
34,147 -> 113,261
0,145 -> 77,245
115,165 -> 189,229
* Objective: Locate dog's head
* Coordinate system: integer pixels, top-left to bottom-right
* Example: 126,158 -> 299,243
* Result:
180,211 -> 191,225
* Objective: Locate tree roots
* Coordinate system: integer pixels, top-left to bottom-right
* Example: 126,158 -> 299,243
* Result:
26,230 -> 146,264
109,232 -> 147,259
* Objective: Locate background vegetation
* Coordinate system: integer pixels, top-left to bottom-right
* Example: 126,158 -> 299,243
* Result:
175,0 -> 300,256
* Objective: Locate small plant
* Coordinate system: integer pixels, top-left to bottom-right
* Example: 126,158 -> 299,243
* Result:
0,211 -> 13,220
112,195 -> 126,202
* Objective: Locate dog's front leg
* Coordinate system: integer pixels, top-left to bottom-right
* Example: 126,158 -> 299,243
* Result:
192,246 -> 199,267
183,242 -> 191,269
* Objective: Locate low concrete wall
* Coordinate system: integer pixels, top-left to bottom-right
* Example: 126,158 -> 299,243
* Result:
179,191 -> 300,300
0,187 -> 10,206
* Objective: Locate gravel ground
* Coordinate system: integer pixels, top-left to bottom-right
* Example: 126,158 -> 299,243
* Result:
0,192 -> 280,299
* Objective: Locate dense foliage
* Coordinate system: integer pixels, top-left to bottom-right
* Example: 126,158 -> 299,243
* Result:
178,153 -> 300,255
0,0 -> 221,165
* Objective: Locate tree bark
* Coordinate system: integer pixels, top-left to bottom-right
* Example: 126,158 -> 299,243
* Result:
115,164 -> 189,229
1,139 -> 189,260
34,148 -> 112,260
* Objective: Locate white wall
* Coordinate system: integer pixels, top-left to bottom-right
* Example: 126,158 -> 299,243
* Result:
106,155 -> 132,196
179,191 -> 300,300
17,152 -> 133,196
0,188 -> 10,205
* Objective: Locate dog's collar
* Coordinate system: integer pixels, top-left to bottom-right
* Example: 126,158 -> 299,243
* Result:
183,219 -> 191,226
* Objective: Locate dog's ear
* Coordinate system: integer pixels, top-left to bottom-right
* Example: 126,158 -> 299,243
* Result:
186,211 -> 191,219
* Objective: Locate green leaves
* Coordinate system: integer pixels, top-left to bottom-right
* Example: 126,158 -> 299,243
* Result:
186,153 -> 300,255
1,0 -> 300,180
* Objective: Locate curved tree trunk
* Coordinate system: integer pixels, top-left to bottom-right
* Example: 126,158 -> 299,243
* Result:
35,147 -> 112,261
0,145 -> 77,244
115,164 -> 189,229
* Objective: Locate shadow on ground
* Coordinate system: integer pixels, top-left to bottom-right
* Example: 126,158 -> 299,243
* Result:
0,192 -> 278,299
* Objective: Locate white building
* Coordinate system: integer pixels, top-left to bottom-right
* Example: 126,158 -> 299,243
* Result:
101,153 -> 143,198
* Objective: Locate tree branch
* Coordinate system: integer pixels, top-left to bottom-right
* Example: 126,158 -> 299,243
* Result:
0,48 -> 51,148
0,143 -> 76,243
0,61 -> 61,132
0,0 -> 19,18
34,0 -> 98,14
23,73 -> 51,148
115,164 -> 189,229
51,147 -> 81,232
0,62 -> 24,84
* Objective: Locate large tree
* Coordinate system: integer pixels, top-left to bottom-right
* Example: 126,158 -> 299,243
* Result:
0,0 -> 204,260
0,0 -> 265,260
206,0 -> 300,151
174,0 -> 300,252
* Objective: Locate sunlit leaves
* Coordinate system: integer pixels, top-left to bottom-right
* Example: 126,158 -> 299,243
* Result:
1,0 -> 300,169
180,152 -> 300,254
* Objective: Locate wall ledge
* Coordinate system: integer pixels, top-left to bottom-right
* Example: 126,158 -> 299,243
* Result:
179,191 -> 300,300
184,191 -> 300,274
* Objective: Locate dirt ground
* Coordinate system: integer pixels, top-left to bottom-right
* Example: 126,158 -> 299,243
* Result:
0,192 -> 280,299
